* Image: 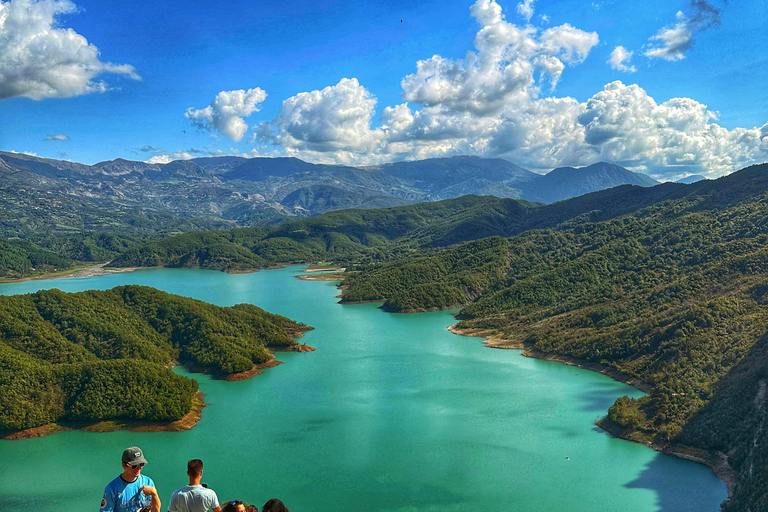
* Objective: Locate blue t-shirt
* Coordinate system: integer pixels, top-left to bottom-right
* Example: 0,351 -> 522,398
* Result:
100,474 -> 155,512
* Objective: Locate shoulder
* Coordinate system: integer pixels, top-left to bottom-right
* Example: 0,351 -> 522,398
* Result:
104,476 -> 123,494
141,475 -> 156,487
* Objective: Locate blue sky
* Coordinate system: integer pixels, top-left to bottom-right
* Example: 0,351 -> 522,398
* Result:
0,0 -> 766,179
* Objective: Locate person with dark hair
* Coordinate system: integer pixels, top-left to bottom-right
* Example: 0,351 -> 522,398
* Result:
100,446 -> 161,512
221,500 -> 253,512
261,499 -> 289,512
167,459 -> 222,512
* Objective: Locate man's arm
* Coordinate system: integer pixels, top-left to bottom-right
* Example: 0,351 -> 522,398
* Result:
141,485 -> 161,512
210,489 -> 221,512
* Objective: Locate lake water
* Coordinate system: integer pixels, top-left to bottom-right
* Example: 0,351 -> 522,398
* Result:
0,267 -> 727,511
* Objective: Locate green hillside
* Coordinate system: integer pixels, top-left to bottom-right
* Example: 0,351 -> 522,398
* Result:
0,286 -> 310,431
340,164 -> 768,509
109,181 -> 687,272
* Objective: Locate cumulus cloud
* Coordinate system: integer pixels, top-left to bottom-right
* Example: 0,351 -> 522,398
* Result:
139,145 -> 162,153
43,133 -> 69,141
226,0 -> 765,180
400,0 -> 598,114
0,0 -> 140,100
645,0 -> 721,61
145,155 -> 172,164
258,78 -> 381,153
608,46 -> 636,72
516,0 -> 536,22
577,81 -> 768,177
186,88 -> 267,141
144,151 -> 197,164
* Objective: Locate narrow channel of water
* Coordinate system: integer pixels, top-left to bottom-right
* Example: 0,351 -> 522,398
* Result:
0,267 -> 727,511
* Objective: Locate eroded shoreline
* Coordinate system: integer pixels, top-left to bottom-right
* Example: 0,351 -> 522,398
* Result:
0,262 -> 145,283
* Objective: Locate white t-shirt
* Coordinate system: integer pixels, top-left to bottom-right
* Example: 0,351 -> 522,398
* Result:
168,485 -> 220,512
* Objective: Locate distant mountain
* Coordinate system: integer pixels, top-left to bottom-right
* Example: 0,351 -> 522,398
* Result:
223,157 -> 319,180
676,174 -> 707,184
0,151 -> 664,238
94,158 -> 159,176
190,156 -> 248,172
519,162 -> 658,203
280,185 -> 410,214
370,156 -> 536,199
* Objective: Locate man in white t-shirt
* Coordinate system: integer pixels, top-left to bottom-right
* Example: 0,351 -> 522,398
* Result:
168,459 -> 221,512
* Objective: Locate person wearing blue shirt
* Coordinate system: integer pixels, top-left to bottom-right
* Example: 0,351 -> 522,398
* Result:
100,446 -> 161,512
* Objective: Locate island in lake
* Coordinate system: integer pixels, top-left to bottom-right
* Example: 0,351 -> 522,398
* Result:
0,285 -> 312,437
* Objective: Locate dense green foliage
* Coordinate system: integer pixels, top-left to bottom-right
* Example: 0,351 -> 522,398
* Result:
108,195 -> 532,269
0,286 -> 309,430
343,236 -> 511,311
110,184 -> 685,272
0,233 -> 146,278
0,240 -> 73,277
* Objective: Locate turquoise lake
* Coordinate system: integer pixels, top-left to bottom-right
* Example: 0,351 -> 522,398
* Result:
0,266 -> 727,511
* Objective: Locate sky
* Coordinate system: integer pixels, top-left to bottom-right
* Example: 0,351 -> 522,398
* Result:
0,0 -> 766,180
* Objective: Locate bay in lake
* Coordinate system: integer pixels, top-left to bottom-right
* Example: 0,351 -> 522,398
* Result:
0,266 -> 727,511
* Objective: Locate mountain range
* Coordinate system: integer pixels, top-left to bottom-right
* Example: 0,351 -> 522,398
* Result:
0,151 -> 659,238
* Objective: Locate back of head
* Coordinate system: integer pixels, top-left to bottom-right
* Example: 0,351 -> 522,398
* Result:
187,459 -> 203,478
262,499 -> 289,512
222,501 -> 254,512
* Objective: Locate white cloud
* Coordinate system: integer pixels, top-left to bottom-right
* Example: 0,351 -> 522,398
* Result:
645,1 -> 721,61
576,81 -> 767,177
43,133 -> 70,141
400,0 -> 598,113
145,155 -> 172,164
258,78 -> 381,153
539,23 -> 600,67
645,14 -> 693,61
516,0 -> 536,22
0,0 -> 139,100
608,46 -> 636,72
144,151 -> 196,164
186,88 -> 267,141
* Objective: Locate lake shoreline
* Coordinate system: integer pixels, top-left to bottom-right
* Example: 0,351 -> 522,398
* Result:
1,391 -> 208,440
1,345 -> 317,440
0,262 -> 145,283
447,323 -> 736,498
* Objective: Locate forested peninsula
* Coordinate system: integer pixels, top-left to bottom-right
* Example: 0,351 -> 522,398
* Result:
0,285 -> 311,434
94,163 -> 768,510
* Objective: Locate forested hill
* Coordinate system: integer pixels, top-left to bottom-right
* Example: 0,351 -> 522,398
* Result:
340,163 -> 768,510
109,181 -> 687,271
0,286 -> 310,432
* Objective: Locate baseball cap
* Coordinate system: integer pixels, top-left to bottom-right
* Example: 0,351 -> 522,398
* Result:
122,446 -> 148,466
